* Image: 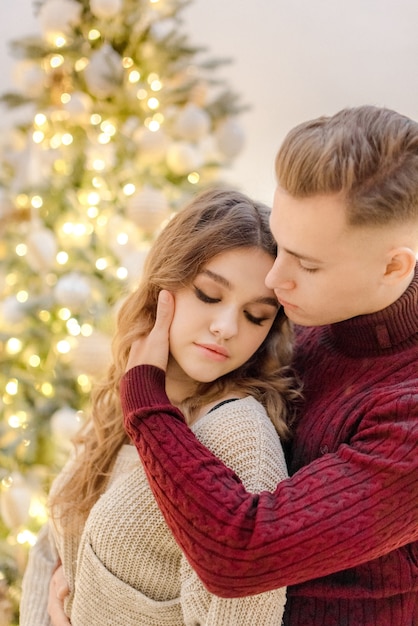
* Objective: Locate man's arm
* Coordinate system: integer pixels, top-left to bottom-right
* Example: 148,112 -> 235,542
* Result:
121,364 -> 418,597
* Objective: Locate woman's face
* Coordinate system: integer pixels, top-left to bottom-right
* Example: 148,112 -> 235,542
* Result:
166,247 -> 279,397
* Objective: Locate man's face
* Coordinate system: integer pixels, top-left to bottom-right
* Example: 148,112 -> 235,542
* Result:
265,187 -> 390,326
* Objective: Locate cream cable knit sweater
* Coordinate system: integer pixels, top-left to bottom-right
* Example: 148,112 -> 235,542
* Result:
20,396 -> 288,625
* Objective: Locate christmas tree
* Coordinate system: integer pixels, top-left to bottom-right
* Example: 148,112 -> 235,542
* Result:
0,0 -> 245,622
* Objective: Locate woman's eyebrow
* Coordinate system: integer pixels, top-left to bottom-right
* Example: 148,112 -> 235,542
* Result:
255,296 -> 280,308
199,270 -> 279,309
200,269 -> 231,289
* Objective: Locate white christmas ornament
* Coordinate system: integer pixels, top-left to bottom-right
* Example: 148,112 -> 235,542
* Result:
63,91 -> 93,122
174,104 -> 211,141
0,472 -> 32,529
84,44 -> 123,99
54,272 -> 92,309
135,128 -> 170,165
86,142 -> 116,171
70,331 -> 112,377
120,248 -> 150,287
127,187 -> 170,233
38,0 -> 83,40
13,60 -> 45,98
166,142 -> 204,176
90,0 -> 123,19
1,296 -> 26,326
51,406 -> 81,439
26,225 -> 58,272
215,118 -> 245,159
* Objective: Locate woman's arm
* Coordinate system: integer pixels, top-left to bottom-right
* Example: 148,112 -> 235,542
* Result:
20,523 -> 58,626
179,398 -> 287,624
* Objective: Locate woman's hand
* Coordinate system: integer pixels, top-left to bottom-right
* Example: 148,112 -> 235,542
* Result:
47,562 -> 71,626
126,290 -> 174,373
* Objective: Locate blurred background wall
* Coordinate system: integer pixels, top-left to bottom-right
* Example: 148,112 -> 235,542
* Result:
1,0 -> 417,205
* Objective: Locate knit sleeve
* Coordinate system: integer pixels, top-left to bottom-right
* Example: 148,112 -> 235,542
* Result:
120,365 -> 418,598
20,522 -> 58,626
179,398 -> 287,624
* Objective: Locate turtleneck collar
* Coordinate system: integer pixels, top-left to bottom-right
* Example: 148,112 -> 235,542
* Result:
323,264 -> 418,357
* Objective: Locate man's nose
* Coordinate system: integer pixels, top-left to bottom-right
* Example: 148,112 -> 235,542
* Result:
265,257 -> 296,291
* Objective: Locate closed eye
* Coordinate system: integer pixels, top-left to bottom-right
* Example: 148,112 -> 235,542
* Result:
301,265 -> 319,273
244,311 -> 270,326
193,286 -> 220,304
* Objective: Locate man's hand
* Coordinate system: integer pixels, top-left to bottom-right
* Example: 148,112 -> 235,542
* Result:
47,562 -> 71,626
126,289 -> 175,372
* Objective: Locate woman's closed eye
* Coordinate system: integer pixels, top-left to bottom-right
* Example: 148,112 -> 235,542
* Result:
193,286 -> 220,304
244,311 -> 269,326
193,285 -> 276,326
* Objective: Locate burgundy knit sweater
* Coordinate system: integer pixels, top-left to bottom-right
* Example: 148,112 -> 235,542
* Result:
121,266 -> 418,626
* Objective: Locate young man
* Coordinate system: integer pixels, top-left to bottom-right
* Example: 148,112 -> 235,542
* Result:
121,105 -> 418,625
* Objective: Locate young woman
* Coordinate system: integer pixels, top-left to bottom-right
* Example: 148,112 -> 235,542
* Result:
20,188 -> 301,626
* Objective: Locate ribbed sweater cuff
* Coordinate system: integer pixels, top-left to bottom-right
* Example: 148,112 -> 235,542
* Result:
120,364 -> 187,435
120,365 -> 170,411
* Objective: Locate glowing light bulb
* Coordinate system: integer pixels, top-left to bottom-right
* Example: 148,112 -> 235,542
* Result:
40,383 -> 54,397
16,244 -> 27,257
17,291 -> 28,303
188,172 -> 200,184
67,319 -> 81,336
32,130 -> 44,143
56,339 -> 71,354
55,36 -> 67,48
117,267 -> 128,280
57,251 -> 69,265
96,258 -> 108,270
122,57 -> 134,69
88,29 -> 101,41
81,324 -> 93,337
87,191 -> 100,205
123,183 -> 135,196
136,88 -> 147,100
148,120 -> 160,131
58,308 -> 71,320
34,113 -> 47,126
117,233 -> 129,245
50,54 -> 64,68
6,338 -> 22,355
28,355 -> 41,367
6,379 -> 18,395
148,97 -> 159,110
128,70 -> 141,84
62,133 -> 73,146
31,195 -> 43,209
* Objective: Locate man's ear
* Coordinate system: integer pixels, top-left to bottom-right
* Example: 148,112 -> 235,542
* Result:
383,247 -> 417,284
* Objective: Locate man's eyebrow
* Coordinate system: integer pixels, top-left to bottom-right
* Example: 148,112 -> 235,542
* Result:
282,246 -> 323,264
199,270 -> 279,309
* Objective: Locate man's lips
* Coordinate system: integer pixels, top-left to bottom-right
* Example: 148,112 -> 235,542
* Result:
195,343 -> 230,360
277,297 -> 298,311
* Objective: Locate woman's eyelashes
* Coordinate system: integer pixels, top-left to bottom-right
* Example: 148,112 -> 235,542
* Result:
193,286 -> 220,304
244,312 -> 267,326
193,286 -> 271,327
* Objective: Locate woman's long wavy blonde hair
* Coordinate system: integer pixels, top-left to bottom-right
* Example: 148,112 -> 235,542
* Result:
50,188 -> 302,529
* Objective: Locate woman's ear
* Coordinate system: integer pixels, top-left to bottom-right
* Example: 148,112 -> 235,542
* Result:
383,247 -> 417,284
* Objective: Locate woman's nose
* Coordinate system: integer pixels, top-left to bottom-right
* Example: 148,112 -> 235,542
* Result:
209,308 -> 238,339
